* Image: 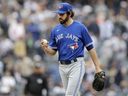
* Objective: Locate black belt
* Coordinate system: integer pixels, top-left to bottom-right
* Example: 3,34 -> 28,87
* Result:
60,58 -> 77,65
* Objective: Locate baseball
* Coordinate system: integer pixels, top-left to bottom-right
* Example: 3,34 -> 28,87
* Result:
42,39 -> 48,44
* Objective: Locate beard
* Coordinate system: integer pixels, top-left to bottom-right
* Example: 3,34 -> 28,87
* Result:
59,15 -> 69,24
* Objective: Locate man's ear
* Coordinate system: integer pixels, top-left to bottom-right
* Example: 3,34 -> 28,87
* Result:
67,11 -> 74,18
67,12 -> 71,16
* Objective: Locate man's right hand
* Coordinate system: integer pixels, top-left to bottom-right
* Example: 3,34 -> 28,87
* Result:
40,39 -> 56,55
40,39 -> 48,49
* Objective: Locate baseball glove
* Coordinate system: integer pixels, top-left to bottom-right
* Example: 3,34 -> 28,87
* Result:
92,71 -> 105,91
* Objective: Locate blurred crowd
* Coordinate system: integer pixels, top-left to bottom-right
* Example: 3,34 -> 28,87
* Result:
0,0 -> 128,96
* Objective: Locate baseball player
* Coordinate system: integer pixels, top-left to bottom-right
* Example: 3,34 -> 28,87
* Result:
41,2 -> 103,96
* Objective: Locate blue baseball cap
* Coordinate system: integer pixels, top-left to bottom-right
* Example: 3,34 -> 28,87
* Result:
54,3 -> 73,14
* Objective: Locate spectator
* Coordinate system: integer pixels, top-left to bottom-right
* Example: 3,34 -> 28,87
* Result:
24,63 -> 49,96
0,70 -> 16,96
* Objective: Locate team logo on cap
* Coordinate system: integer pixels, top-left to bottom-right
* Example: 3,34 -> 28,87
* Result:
58,5 -> 63,9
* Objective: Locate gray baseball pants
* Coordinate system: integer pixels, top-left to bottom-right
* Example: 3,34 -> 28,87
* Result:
59,57 -> 85,96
